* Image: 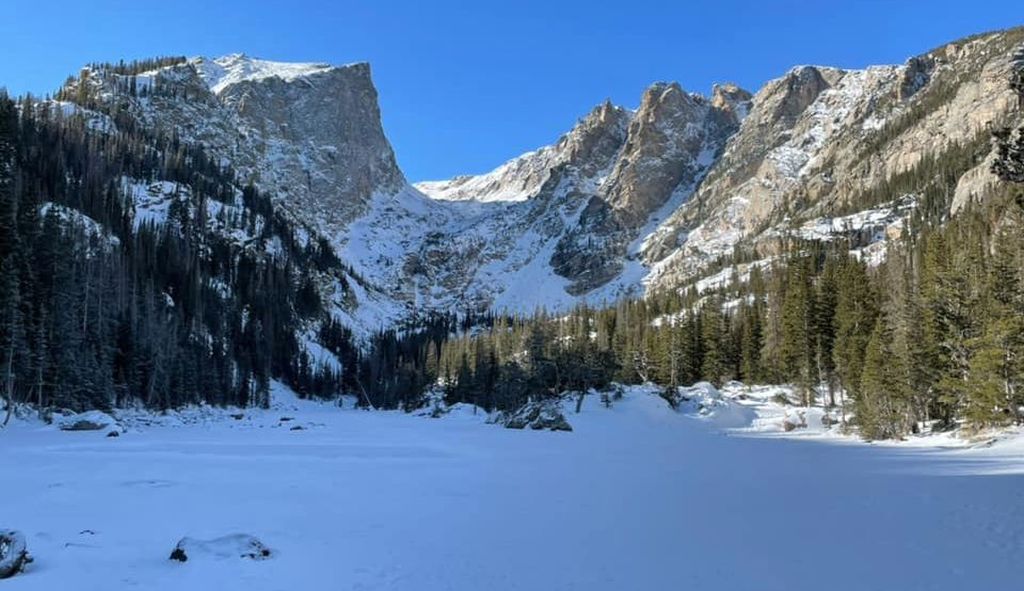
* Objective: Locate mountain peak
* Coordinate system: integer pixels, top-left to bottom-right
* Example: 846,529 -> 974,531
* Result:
191,54 -> 363,94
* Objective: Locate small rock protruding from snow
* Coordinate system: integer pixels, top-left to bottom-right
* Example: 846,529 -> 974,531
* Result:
169,534 -> 272,563
782,412 -> 808,432
0,530 -> 31,579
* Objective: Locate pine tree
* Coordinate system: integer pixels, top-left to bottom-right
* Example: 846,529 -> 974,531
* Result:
965,226 -> 1024,428
760,266 -> 786,383
922,227 -> 983,427
833,256 -> 877,425
965,314 -> 1024,428
700,301 -> 728,387
880,245 -> 933,433
0,93 -> 18,419
815,258 -> 839,406
738,301 -> 764,383
779,258 -> 818,405
857,313 -> 910,439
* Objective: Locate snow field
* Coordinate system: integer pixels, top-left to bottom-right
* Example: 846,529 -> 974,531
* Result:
1,382 -> 1022,590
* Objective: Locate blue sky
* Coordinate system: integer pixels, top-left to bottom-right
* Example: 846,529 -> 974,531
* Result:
1,1 -> 1022,181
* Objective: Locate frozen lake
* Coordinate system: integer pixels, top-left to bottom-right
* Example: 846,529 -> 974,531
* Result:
2,387 -> 1022,590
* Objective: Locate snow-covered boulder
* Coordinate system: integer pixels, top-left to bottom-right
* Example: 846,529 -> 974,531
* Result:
675,382 -> 727,415
414,384 -> 450,418
498,399 -> 573,432
169,534 -> 272,563
57,411 -> 119,432
671,382 -> 758,428
1,402 -> 38,425
782,411 -> 808,432
0,530 -> 31,579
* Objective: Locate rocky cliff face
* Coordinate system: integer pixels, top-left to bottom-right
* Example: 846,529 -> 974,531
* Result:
640,28 -> 1024,289
604,82 -> 744,225
67,54 -> 405,236
543,81 -> 750,294
58,27 -> 1024,333
413,79 -> 752,300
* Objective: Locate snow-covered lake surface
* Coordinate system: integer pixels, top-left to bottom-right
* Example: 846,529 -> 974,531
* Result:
2,385 -> 1022,591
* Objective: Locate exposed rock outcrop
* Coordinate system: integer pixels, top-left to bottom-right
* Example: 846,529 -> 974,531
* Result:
497,399 -> 573,432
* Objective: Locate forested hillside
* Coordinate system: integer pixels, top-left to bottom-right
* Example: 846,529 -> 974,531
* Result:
0,89 -> 358,415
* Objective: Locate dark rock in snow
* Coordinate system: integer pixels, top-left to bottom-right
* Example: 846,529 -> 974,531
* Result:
657,386 -> 681,410
106,431 -> 120,438
289,425 -> 304,431
0,530 -> 31,579
500,400 -> 573,432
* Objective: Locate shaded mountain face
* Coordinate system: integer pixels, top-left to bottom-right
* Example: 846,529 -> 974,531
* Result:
57,29 -> 1024,332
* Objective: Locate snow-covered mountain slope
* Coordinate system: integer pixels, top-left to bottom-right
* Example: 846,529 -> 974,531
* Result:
412,83 -> 749,302
55,28 -> 1024,334
193,53 -> 336,94
415,100 -> 630,205
415,149 -> 563,204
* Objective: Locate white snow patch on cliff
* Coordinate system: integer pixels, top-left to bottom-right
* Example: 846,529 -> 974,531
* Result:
193,54 -> 336,95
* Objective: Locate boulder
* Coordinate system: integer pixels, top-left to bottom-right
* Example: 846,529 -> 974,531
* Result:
500,400 -> 572,432
782,412 -> 807,432
0,530 -> 31,579
674,382 -> 727,415
169,534 -> 272,563
57,411 -> 118,432
658,386 -> 681,410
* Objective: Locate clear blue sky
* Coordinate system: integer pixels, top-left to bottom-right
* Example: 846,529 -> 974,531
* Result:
1,1 -> 1022,181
